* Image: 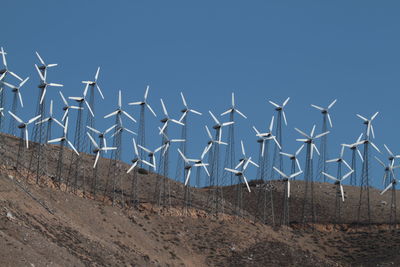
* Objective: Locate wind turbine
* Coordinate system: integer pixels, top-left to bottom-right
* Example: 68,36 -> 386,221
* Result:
342,133 -> 364,186
356,112 -> 379,139
175,92 -> 201,185
82,67 -> 105,153
36,100 -> 64,142
322,170 -> 354,223
137,143 -> 164,172
8,111 -> 40,173
273,167 -> 303,226
221,92 -> 247,186
35,51 -> 58,73
269,97 -> 290,180
159,98 -> 184,135
375,156 -> 400,188
86,124 -> 116,150
35,64 -> 63,105
311,99 -> 337,182
127,138 -> 154,206
87,132 -> 116,169
177,148 -> 209,212
128,85 -> 157,166
2,77 -> 29,135
280,144 -> 304,178
380,144 -> 400,187
48,117 -> 78,188
295,124 -> 329,223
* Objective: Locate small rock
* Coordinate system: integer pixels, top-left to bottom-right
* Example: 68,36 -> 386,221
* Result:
6,211 -> 15,220
8,175 -> 13,180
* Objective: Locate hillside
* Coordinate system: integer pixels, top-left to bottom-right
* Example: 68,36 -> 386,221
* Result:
1,133 -> 400,266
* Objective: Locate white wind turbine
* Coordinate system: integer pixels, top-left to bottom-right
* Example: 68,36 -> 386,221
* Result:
273,167 -> 303,198
36,100 -> 65,142
82,67 -> 105,99
280,144 -> 304,174
375,156 -> 400,187
87,132 -> 117,168
295,125 -> 330,160
159,98 -> 184,134
178,148 -> 209,186
104,90 -> 136,123
0,47 -> 23,81
208,110 -> 234,140
35,64 -> 63,104
8,111 -> 41,148
311,99 -> 337,128
137,143 -> 164,171
48,117 -> 79,155
253,115 -> 281,157
127,138 -> 154,173
323,170 -> 354,202
128,85 -> 157,117
356,112 -> 379,139
201,125 -> 228,160
158,128 -> 186,156
35,51 -> 58,74
224,157 -> 256,193
59,91 -> 83,122
86,124 -> 117,150
2,77 -> 29,108
68,95 -> 94,117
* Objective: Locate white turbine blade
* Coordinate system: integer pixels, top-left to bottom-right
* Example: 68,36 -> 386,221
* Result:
86,132 -> 99,148
282,111 -> 288,126
357,133 -> 364,142
24,128 -> 29,148
64,117 -> 69,134
96,84 -> 105,99
36,118 -> 49,125
225,168 -> 239,174
142,159 -> 154,169
384,144 -> 394,157
280,152 -> 294,158
48,83 -> 63,87
127,162 -> 138,174
180,92 -> 187,107
315,131 -> 330,139
312,143 -> 320,157
105,124 -> 117,134
287,180 -> 291,198
340,185 -> 345,202
143,85 -> 150,100
95,67 -> 100,81
19,77 -> 29,87
240,140 -> 245,156
371,111 -> 379,121
296,139 -> 309,142
123,127 -> 137,135
342,170 -> 354,181
171,119 -> 184,126
272,136 -> 282,150
311,104 -> 324,111
138,144 -> 152,154
326,158 -> 340,163
62,109 -> 68,122
269,116 -> 275,132
242,175 -> 251,193
0,47 -> 6,67
273,167 -> 288,179
53,118 -> 64,129
35,51 -> 45,65
129,101 -> 143,105
47,64 -> 58,67
322,172 -> 338,182
132,138 -> 139,156
152,155 -> 157,171
184,168 -> 192,186
249,159 -> 259,168
159,121 -> 168,135
356,114 -> 368,122
208,110 -> 220,125
18,91 -> 23,108
327,113 -> 333,128
8,111 -> 23,123
85,101 -> 95,117
295,128 -> 310,138
59,91 -> 68,105
160,98 -> 168,116
295,158 -> 302,172
102,147 -> 117,151
252,126 -> 260,136
340,145 -> 345,158
9,71 -> 23,81
370,125 -> 376,139
202,164 -> 210,176
357,148 -> 364,162
40,87 -> 47,104
202,143 -> 212,159
104,110 -> 118,118
269,100 -> 279,108
48,100 -> 54,116
235,109 -> 247,119
282,97 -> 290,107
231,92 -> 235,107
83,83 -> 89,97
146,103 -> 157,117
328,99 -> 337,109
221,109 -> 232,116
94,152 -> 100,168
67,140 -> 79,155
289,171 -> 303,179
235,160 -> 244,170
48,137 -> 63,143
178,148 -> 189,163
342,159 -> 352,171
2,81 -> 15,89
222,121 -> 234,127
243,157 -> 252,170
86,125 -> 101,135
381,182 -> 393,195
189,109 -> 202,115
374,156 -> 386,167
122,110 -> 136,122
370,142 -> 381,154
205,125 -> 213,139
296,144 -> 305,156
118,90 -> 122,108
310,125 -> 316,137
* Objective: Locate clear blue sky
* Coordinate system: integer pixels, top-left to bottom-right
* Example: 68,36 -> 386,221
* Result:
2,1 -> 400,189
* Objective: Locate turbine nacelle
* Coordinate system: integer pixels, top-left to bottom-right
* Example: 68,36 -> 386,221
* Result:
17,123 -> 26,129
